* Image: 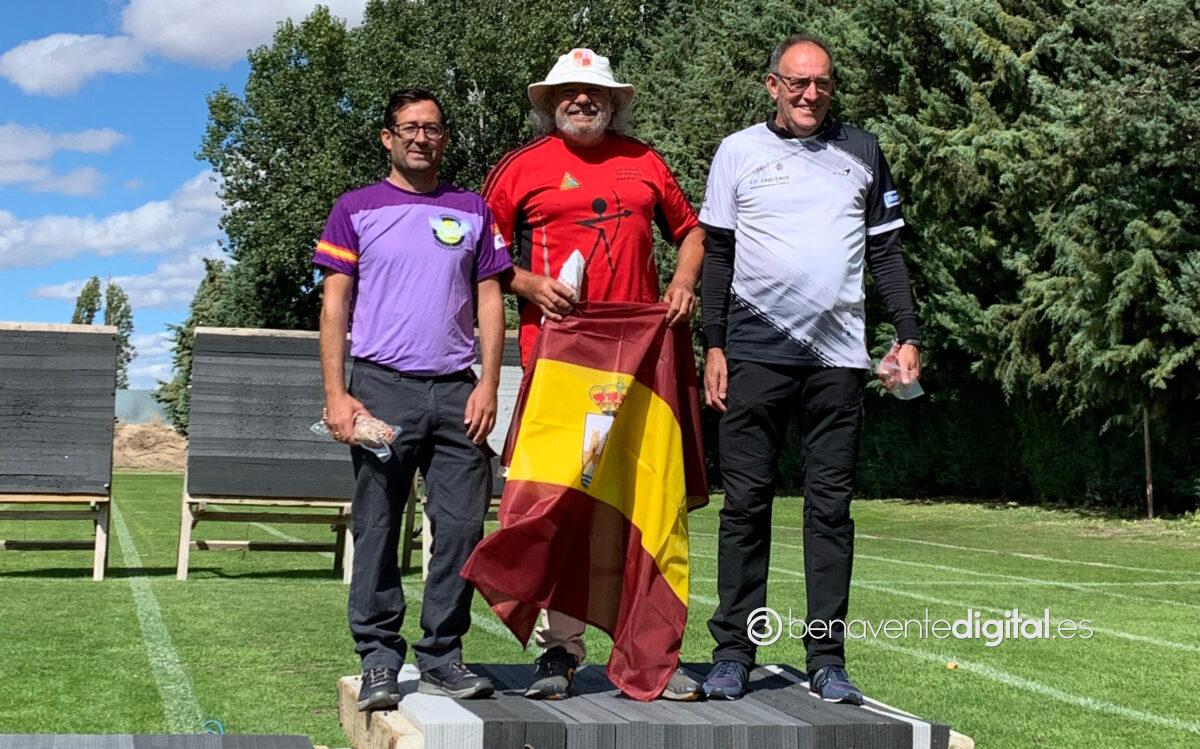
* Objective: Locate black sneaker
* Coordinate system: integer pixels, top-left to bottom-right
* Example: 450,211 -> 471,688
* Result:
809,664 -> 864,705
702,660 -> 749,700
418,662 -> 495,699
357,666 -> 401,711
524,646 -> 578,700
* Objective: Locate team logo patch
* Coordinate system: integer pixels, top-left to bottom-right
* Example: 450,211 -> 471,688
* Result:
491,223 -> 506,251
560,172 -> 581,190
581,378 -> 626,488
429,215 -> 471,247
884,190 -> 901,208
572,49 -> 594,67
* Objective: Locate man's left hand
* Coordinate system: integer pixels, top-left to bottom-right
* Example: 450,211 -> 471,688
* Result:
662,280 -> 696,326
464,381 -> 498,445
896,343 -> 921,386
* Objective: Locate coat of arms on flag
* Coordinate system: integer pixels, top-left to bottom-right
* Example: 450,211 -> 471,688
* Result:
460,301 -> 708,701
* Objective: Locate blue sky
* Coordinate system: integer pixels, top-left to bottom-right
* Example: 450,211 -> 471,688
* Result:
0,0 -> 366,388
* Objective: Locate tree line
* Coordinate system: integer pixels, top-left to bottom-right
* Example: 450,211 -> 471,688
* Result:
72,276 -> 135,389
155,0 -> 1200,513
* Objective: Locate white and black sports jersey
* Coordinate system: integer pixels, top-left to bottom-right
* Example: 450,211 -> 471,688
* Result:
699,117 -> 916,369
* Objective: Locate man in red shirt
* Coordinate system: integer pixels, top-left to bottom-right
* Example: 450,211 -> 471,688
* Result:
484,48 -> 705,700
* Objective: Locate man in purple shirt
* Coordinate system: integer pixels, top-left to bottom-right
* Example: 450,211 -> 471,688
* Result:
315,88 -> 510,709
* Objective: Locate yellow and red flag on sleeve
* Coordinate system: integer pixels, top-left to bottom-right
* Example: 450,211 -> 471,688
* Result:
461,301 -> 708,701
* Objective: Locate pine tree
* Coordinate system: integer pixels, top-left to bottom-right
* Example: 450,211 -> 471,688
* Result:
70,276 -> 102,325
155,259 -> 230,434
103,281 -> 135,389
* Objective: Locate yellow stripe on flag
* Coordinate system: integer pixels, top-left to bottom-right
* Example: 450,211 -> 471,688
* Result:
506,359 -> 689,604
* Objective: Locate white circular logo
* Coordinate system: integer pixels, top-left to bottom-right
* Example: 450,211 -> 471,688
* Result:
747,607 -> 783,646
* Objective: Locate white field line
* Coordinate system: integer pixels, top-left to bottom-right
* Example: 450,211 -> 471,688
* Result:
691,577 -> 1200,587
852,550 -> 1200,612
864,637 -> 1200,737
243,527 -> 511,646
250,522 -> 334,559
690,593 -> 719,606
763,525 -> 1200,579
111,503 -> 204,733
692,531 -> 1200,611
470,612 -> 516,641
689,550 -> 1200,655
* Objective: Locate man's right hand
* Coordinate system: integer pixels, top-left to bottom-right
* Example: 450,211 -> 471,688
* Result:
704,348 -> 728,413
324,392 -> 368,444
528,275 -> 576,320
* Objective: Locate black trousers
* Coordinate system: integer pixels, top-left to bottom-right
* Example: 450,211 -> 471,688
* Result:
347,360 -> 492,673
708,359 -> 863,673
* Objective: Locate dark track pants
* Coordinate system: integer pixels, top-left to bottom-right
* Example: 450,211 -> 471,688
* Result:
347,360 -> 492,673
708,359 -> 863,673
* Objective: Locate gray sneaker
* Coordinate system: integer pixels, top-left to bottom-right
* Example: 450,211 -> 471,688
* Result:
524,646 -> 578,700
660,667 -> 703,701
417,662 -> 494,699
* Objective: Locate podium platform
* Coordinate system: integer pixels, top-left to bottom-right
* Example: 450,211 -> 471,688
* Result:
338,664 -> 974,749
0,738 -> 313,749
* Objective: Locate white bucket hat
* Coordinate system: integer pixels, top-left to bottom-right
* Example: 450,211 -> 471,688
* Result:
527,48 -> 635,115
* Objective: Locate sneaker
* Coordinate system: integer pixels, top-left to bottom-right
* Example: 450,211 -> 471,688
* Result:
524,646 -> 578,700
702,660 -> 749,700
357,666 -> 401,711
660,666 -> 704,701
809,664 -> 864,705
418,662 -> 494,699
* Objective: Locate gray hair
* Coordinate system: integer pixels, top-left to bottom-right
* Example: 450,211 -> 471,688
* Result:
769,34 -> 837,79
531,95 -> 632,136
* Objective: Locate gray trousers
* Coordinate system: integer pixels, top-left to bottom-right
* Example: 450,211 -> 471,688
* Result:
347,359 -> 492,672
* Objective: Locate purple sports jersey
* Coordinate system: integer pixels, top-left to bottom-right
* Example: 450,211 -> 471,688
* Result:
313,180 -> 512,375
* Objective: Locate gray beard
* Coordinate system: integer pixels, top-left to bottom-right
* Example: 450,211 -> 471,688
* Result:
556,110 -> 611,143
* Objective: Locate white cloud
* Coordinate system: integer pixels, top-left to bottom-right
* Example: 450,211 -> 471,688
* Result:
0,162 -> 51,185
28,167 -> 106,196
0,170 -> 222,270
131,331 -> 174,358
122,0 -> 367,67
112,251 -> 214,308
0,33 -> 144,96
0,124 -> 128,164
123,178 -> 144,190
128,360 -> 173,388
29,248 -> 217,309
0,2 -> 368,97
0,123 -> 126,196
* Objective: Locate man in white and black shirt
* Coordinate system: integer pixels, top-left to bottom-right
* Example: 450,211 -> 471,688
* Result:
699,34 -> 921,703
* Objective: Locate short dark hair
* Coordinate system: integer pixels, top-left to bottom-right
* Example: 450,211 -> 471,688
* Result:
382,88 -> 446,130
769,34 -> 836,80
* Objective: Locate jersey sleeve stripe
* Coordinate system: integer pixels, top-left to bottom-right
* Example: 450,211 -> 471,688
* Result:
316,240 -> 359,263
867,218 -> 905,236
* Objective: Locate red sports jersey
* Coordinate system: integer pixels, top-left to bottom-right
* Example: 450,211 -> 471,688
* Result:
483,132 -> 699,364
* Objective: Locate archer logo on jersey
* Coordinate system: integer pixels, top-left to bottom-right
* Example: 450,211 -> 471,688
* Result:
560,172 -> 581,190
429,215 -> 472,248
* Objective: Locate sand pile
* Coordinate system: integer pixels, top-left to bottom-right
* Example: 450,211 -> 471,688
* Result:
113,418 -> 187,471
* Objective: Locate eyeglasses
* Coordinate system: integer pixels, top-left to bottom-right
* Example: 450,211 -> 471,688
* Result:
389,123 -> 447,141
772,73 -> 834,94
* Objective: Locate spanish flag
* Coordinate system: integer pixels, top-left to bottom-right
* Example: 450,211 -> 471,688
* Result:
461,302 -> 708,701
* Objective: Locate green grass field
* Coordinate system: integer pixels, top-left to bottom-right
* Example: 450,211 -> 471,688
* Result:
1,472 -> 1198,747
